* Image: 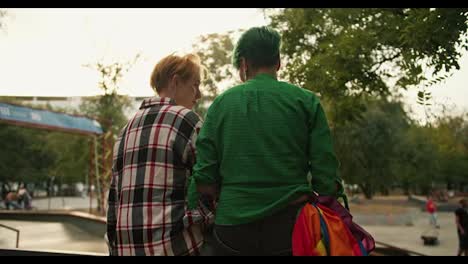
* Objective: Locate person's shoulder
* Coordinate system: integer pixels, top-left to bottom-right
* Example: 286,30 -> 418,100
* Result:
279,80 -> 321,100
169,105 -> 202,125
218,83 -> 247,98
208,83 -> 247,109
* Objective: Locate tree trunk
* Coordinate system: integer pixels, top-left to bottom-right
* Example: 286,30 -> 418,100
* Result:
402,180 -> 410,195
380,185 -> 390,196
359,183 -> 373,199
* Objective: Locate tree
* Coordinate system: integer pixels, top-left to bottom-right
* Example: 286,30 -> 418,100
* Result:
44,131 -> 89,185
266,8 -> 468,198
81,54 -> 140,214
398,125 -> 440,195
268,8 -> 468,123
0,124 -> 54,184
0,101 -> 91,191
192,31 -> 240,117
334,98 -> 410,198
81,55 -> 139,135
430,114 -> 468,191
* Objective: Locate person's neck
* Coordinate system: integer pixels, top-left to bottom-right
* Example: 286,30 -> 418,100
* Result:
247,68 -> 277,80
157,90 -> 174,100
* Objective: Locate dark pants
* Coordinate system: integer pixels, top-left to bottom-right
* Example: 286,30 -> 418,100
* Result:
203,204 -> 302,256
459,231 -> 468,250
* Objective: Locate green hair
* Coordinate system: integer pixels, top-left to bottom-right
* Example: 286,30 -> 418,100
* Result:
232,26 -> 281,69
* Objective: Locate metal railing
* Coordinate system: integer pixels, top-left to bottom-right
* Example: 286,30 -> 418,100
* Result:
0,223 -> 20,248
373,241 -> 426,256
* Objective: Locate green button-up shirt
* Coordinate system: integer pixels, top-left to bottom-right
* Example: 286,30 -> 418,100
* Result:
188,73 -> 342,225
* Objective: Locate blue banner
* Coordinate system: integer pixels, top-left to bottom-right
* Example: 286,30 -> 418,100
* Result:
0,102 -> 103,135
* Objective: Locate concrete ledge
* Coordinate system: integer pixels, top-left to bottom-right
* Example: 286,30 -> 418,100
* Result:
0,210 -> 106,223
0,210 -> 106,239
0,247 -> 107,256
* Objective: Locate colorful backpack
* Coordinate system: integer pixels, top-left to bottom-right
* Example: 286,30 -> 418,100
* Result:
292,196 -> 374,256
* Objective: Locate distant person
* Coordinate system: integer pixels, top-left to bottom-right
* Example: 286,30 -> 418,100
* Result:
1,182 -> 10,203
17,183 -> 32,210
455,199 -> 468,256
46,176 -> 55,197
106,53 -> 213,256
426,195 -> 440,229
5,191 -> 20,210
76,182 -> 85,197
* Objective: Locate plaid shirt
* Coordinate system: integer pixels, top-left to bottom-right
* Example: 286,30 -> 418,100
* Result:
107,97 -> 213,256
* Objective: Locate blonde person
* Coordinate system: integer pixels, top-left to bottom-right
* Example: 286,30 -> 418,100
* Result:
106,53 -> 213,256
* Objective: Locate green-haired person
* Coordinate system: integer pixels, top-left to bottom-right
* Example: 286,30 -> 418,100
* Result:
188,26 -> 344,256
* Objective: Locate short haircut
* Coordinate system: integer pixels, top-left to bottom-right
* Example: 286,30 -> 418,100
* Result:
232,26 -> 281,70
150,53 -> 202,94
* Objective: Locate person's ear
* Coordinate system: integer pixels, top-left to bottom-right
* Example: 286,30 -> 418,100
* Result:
240,58 -> 246,71
172,74 -> 180,88
240,58 -> 247,81
167,74 -> 179,97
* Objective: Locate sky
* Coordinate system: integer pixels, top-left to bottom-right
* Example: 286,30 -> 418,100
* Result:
0,8 -> 267,96
0,8 -> 467,120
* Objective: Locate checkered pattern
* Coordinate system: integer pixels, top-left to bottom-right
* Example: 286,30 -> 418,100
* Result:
106,97 -> 213,256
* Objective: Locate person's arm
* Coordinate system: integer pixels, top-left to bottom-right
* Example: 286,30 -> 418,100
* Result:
187,102 -> 220,210
308,96 -> 343,198
106,127 -> 127,256
181,114 -> 215,226
106,169 -> 119,256
456,212 -> 465,235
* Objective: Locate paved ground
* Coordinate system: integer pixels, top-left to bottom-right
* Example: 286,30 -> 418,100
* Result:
1,196 -> 107,253
0,195 -> 463,255
0,219 -> 108,253
350,195 -> 462,256
361,211 -> 459,256
31,196 -> 98,211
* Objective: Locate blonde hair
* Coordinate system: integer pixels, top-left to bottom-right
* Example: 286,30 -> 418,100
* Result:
150,53 -> 204,94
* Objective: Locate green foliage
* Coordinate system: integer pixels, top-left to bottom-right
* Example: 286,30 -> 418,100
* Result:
79,94 -> 132,136
81,55 -> 139,135
0,122 -> 89,185
268,8 -> 468,101
190,12 -> 468,198
0,125 -> 51,183
43,131 -> 89,184
333,98 -> 411,198
265,8 -> 468,197
192,31 -> 239,117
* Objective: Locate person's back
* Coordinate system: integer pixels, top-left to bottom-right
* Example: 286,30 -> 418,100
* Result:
203,75 -> 337,225
426,196 -> 440,228
5,191 -> 20,210
106,54 -> 212,256
188,26 -> 342,255
6,191 -> 17,202
426,198 -> 436,214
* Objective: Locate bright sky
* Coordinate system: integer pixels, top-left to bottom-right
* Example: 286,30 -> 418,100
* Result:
0,8 -> 467,119
0,8 -> 267,97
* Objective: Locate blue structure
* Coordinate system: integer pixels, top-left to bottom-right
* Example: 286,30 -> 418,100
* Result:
0,102 -> 102,135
